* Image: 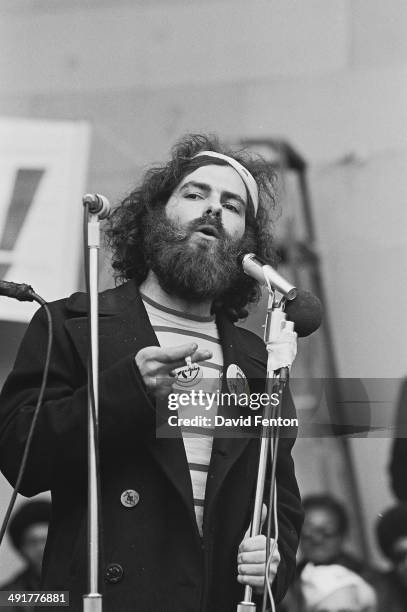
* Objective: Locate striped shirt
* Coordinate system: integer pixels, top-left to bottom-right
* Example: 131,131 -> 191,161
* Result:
142,293 -> 223,535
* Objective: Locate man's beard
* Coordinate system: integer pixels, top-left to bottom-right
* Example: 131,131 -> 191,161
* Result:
143,209 -> 256,303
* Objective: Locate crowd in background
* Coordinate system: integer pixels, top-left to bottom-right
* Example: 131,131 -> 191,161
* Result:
279,493 -> 407,612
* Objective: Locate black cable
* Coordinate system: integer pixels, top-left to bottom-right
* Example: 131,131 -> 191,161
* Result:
0,294 -> 53,548
83,203 -> 105,594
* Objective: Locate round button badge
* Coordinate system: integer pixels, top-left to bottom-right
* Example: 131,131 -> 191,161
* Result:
226,364 -> 250,397
104,563 -> 124,584
120,489 -> 140,508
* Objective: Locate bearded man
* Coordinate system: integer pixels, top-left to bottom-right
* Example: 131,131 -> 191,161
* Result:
0,134 -> 303,611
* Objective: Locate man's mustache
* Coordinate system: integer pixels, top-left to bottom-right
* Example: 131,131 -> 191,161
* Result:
186,215 -> 226,240
166,214 -> 227,242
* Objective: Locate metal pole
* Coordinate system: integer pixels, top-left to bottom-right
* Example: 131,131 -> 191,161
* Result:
83,213 -> 102,612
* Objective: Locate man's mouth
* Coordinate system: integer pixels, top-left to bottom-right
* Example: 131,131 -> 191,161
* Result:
194,224 -> 220,240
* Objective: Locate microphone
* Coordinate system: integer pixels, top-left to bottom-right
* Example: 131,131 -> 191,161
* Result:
241,253 -> 297,300
240,253 -> 322,337
0,281 -> 35,302
82,193 -> 111,219
284,289 -> 323,337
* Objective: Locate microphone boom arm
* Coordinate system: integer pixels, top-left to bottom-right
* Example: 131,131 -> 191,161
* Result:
242,254 -> 297,300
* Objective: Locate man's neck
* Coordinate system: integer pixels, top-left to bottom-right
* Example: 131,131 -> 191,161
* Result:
139,271 -> 213,318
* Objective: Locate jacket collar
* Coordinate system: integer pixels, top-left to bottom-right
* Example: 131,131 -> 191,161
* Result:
66,279 -> 141,316
65,280 -> 159,374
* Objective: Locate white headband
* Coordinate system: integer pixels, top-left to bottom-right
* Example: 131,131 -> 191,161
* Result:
193,151 -> 259,216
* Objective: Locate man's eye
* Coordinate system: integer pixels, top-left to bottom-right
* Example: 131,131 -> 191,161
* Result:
223,203 -> 239,213
185,192 -> 203,200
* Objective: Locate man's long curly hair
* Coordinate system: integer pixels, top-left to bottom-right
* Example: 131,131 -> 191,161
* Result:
105,134 -> 279,321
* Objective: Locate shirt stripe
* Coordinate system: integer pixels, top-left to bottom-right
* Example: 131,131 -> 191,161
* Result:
188,462 -> 210,472
141,292 -> 215,322
152,326 -> 221,345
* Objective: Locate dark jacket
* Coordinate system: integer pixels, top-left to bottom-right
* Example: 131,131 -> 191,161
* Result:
0,281 -> 303,612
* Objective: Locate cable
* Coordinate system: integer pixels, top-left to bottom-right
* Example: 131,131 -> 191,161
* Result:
0,295 -> 53,548
261,378 -> 285,612
265,482 -> 278,612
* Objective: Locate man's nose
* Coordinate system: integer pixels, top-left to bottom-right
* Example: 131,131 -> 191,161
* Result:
205,195 -> 222,217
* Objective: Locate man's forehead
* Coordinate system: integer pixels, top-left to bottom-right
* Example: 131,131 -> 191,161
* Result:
177,164 -> 248,200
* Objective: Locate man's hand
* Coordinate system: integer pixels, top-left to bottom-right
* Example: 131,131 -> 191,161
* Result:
135,343 -> 212,400
237,504 -> 280,594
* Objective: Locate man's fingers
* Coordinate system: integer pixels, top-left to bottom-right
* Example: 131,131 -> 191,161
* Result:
238,550 -> 266,564
239,534 -> 270,553
158,343 -> 199,363
148,347 -> 212,374
237,575 -> 274,589
135,343 -> 213,400
237,562 -> 278,577
238,540 -> 280,566
169,349 -> 212,374
239,535 -> 267,553
137,343 -> 198,367
137,344 -> 212,372
237,554 -> 280,590
238,563 -> 265,576
191,349 -> 212,363
236,530 -> 280,593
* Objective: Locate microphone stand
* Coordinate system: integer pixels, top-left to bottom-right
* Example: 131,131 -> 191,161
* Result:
82,195 -> 110,612
237,288 -> 292,612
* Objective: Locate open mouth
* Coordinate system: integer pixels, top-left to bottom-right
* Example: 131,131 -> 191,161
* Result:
194,225 -> 220,239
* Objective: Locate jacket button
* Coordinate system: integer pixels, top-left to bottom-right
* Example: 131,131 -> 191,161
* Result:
104,563 -> 124,584
120,489 -> 140,507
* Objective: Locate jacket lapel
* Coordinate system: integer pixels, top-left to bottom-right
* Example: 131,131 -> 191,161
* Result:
64,280 -> 157,371
64,281 -> 198,533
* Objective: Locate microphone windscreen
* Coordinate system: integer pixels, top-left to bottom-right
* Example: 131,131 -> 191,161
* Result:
284,290 -> 322,337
